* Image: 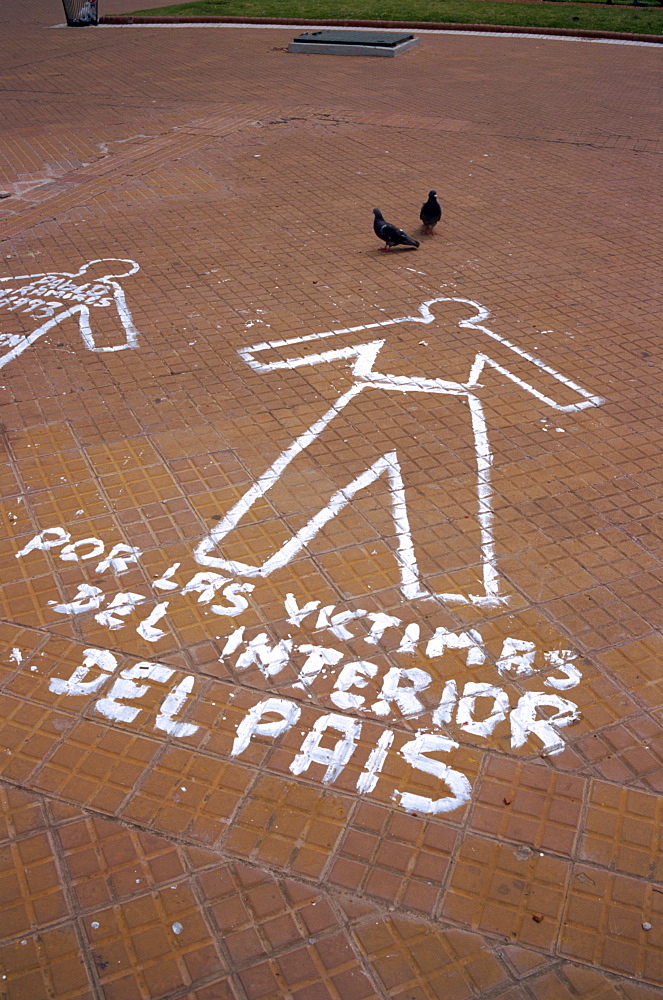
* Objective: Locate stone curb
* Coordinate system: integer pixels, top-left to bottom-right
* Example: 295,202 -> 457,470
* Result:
98,14 -> 663,43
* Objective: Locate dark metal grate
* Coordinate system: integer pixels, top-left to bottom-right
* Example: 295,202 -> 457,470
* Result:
292,30 -> 415,47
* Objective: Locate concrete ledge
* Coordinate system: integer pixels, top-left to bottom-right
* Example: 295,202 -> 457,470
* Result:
99,15 -> 663,44
288,30 -> 420,55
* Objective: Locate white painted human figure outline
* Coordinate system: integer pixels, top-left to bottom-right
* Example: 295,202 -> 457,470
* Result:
0,258 -> 141,370
197,295 -> 603,606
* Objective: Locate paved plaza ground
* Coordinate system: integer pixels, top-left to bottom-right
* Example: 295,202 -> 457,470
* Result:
1,3 -> 662,998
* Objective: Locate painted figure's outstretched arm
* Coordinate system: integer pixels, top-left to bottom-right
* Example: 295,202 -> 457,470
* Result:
238,295 -> 604,414
465,350 -> 603,413
410,296 -> 603,412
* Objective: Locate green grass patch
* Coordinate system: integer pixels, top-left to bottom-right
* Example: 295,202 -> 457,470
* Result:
128,0 -> 663,35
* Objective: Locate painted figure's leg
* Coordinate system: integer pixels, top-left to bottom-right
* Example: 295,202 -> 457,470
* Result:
466,393 -> 506,606
194,383 -> 367,575
80,287 -> 140,352
0,307 -> 82,371
262,450 -> 425,595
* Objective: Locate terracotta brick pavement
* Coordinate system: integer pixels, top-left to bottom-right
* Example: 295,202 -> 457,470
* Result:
0,3 -> 662,997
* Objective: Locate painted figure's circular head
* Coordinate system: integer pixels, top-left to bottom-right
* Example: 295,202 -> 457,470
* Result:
74,259 -> 140,281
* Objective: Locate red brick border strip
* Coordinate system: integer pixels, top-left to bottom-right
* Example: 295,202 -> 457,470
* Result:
98,14 -> 662,43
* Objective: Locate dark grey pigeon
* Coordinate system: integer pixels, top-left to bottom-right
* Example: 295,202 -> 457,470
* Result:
373,208 -> 420,252
419,190 -> 442,235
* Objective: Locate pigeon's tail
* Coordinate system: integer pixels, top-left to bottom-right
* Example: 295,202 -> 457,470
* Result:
402,235 -> 420,248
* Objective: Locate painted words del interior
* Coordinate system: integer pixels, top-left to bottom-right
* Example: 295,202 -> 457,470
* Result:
10,526 -> 585,815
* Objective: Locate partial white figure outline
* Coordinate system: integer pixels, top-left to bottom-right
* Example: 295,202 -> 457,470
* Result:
195,296 -> 604,607
0,258 -> 141,370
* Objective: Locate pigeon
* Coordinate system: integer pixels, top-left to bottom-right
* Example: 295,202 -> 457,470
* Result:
419,190 -> 442,235
373,209 -> 420,252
